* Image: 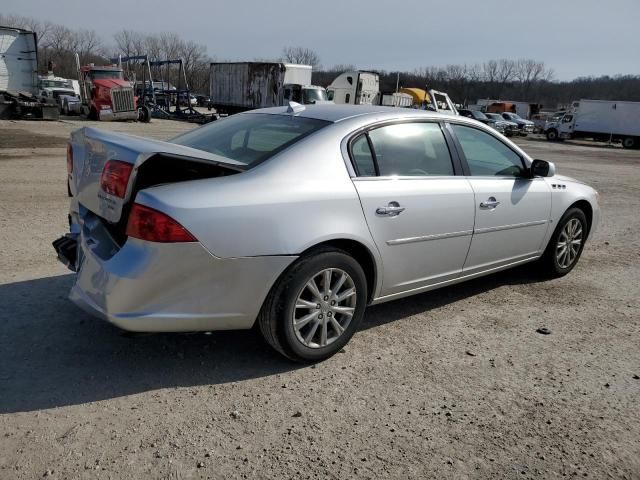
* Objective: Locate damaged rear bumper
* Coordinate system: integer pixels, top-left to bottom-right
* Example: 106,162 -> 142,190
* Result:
54,208 -> 296,332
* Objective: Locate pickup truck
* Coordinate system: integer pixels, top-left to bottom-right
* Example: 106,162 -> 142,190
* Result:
501,112 -> 535,136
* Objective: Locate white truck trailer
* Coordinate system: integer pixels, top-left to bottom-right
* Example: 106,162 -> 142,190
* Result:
0,26 -> 58,119
544,99 -> 640,149
209,62 -> 328,114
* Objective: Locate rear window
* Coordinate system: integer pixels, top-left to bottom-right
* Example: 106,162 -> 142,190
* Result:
172,113 -> 330,168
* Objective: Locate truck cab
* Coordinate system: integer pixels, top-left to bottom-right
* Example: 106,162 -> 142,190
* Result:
38,76 -> 81,115
77,62 -> 138,121
326,71 -> 380,105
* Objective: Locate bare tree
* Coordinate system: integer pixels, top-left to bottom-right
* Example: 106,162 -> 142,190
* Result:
483,60 -> 499,83
114,30 -> 144,58
497,59 -> 516,84
282,47 -> 320,68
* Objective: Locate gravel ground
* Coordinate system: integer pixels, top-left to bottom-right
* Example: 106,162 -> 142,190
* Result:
0,118 -> 639,479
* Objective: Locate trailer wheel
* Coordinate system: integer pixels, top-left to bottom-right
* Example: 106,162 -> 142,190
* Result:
546,129 -> 559,141
138,105 -> 151,123
622,137 -> 637,149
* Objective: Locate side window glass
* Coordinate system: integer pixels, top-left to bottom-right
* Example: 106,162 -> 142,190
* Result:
350,135 -> 376,176
451,124 -> 524,177
368,123 -> 454,176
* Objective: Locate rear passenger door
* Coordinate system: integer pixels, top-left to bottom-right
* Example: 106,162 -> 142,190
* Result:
350,122 -> 476,297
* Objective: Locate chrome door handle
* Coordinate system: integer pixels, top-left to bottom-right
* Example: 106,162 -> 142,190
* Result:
376,202 -> 405,217
480,197 -> 500,209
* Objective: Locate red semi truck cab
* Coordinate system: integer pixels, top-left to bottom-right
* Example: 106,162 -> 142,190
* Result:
78,64 -> 138,121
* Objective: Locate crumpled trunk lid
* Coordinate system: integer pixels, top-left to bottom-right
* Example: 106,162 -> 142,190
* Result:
69,127 -> 244,224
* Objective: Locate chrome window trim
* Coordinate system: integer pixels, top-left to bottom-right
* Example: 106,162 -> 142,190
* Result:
340,118 -> 458,179
352,175 -> 467,182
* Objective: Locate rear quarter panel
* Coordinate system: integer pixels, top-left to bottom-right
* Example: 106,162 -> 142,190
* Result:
135,122 -> 381,262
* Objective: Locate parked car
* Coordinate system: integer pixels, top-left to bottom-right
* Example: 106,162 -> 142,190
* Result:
55,105 -> 599,362
194,94 -> 211,108
484,113 -> 518,137
501,112 -> 535,135
178,93 -> 198,107
458,109 -> 506,135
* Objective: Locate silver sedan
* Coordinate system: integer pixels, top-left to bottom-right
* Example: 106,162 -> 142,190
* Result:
54,104 -> 600,361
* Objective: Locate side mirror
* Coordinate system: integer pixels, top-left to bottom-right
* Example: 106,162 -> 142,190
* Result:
531,159 -> 556,177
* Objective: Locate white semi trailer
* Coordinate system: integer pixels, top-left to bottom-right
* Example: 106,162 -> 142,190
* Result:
209,62 -> 328,114
0,26 -> 58,119
544,99 -> 640,149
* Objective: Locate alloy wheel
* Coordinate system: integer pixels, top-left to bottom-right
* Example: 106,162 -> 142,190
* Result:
556,218 -> 583,269
292,268 -> 357,348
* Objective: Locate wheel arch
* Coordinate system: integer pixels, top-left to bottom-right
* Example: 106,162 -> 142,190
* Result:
568,199 -> 593,238
300,239 -> 379,303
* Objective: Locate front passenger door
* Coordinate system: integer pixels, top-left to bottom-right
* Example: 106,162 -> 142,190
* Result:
450,124 -> 552,274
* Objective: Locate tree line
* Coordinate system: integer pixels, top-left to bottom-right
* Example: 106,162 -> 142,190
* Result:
313,61 -> 640,109
0,14 -> 212,93
2,13 -> 640,108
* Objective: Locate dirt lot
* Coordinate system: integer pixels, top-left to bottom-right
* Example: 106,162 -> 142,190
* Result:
0,118 -> 638,479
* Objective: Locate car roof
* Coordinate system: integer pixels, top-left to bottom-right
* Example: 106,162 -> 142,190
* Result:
247,104 -> 450,123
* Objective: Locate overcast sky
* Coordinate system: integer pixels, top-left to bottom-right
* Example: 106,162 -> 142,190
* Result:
5,0 -> 639,80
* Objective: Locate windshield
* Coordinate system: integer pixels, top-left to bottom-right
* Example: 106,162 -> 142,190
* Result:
505,113 -> 521,120
472,111 -> 488,120
172,113 -> 331,168
89,70 -> 124,81
40,79 -> 71,89
303,88 -> 328,104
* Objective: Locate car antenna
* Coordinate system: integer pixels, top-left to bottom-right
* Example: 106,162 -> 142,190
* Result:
287,101 -> 305,114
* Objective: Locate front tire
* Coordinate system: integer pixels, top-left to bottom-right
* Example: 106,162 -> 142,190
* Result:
258,248 -> 368,362
138,105 -> 151,123
546,129 -> 559,141
539,208 -> 588,277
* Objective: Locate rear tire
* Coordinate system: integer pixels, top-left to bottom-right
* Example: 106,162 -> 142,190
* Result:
258,247 -> 368,362
622,136 -> 637,149
539,208 -> 588,277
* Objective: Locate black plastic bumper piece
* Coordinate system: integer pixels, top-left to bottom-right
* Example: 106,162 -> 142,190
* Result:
52,234 -> 78,272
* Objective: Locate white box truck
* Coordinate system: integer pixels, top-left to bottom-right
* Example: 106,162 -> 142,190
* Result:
544,99 -> 640,149
209,62 -> 328,114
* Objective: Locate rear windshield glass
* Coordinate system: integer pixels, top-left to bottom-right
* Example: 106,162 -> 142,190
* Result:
172,113 -> 330,168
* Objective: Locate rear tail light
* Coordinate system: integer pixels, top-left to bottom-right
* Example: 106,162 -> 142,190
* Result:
100,160 -> 133,198
126,203 -> 196,243
66,143 -> 73,174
